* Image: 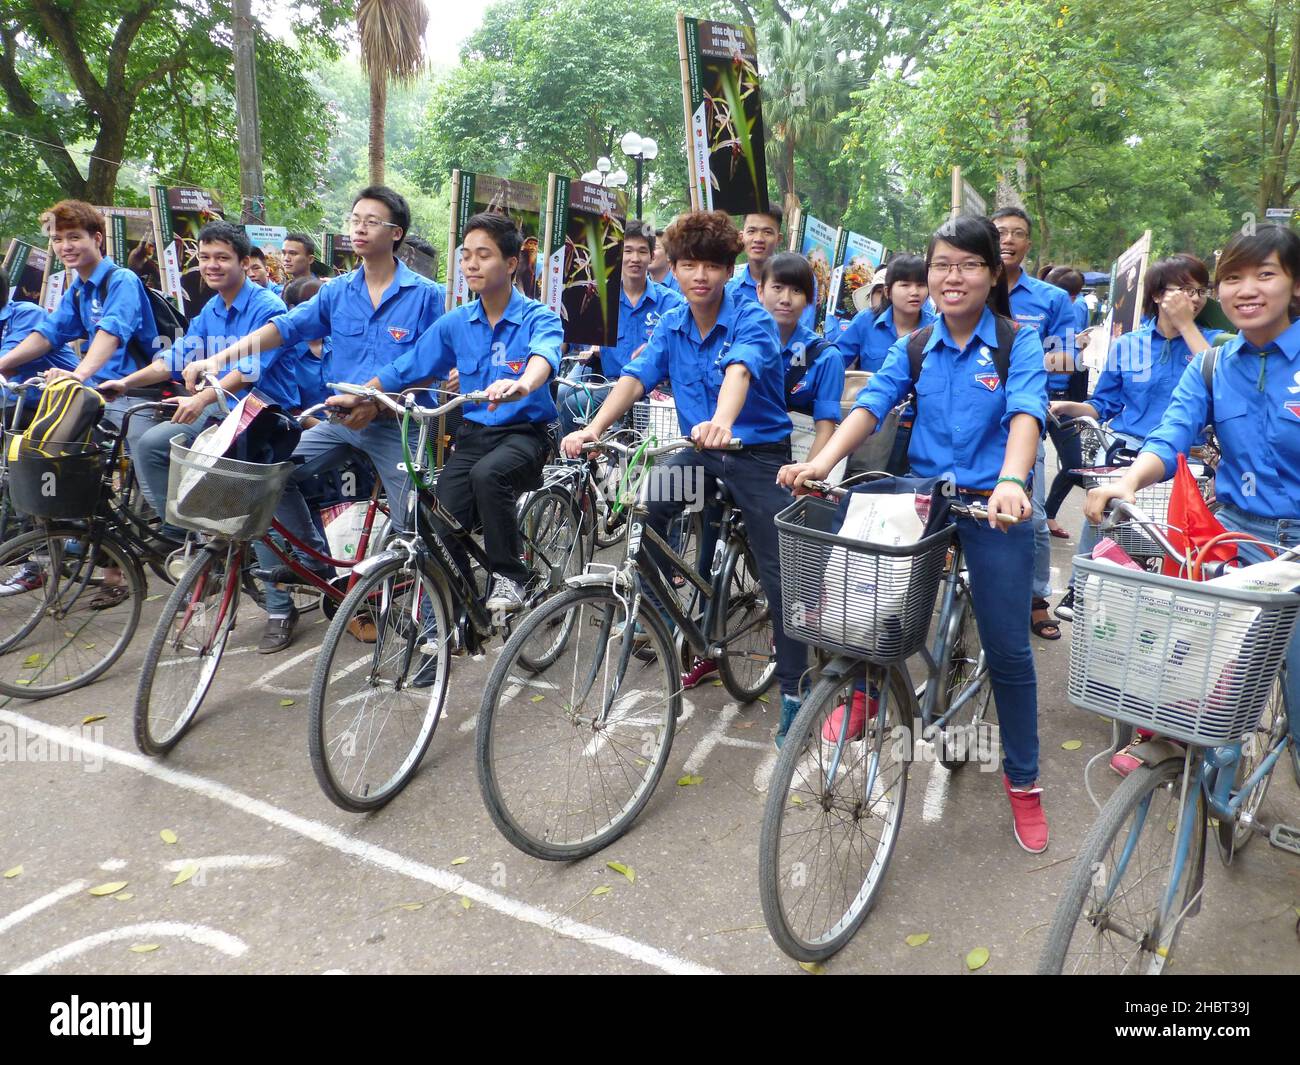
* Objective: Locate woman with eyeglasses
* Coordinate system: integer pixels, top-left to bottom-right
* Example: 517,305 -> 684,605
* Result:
780,215 -> 1051,854
1048,254 -> 1222,621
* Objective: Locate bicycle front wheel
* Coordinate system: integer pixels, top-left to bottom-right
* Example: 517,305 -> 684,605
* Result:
477,584 -> 680,860
934,585 -> 994,772
715,541 -> 776,703
1038,755 -> 1205,974
134,545 -> 240,755
308,553 -> 451,812
759,665 -> 912,962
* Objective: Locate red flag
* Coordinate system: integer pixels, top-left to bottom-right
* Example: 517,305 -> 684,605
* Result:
1161,454 -> 1233,578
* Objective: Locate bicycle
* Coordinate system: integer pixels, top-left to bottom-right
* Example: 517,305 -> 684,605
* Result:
474,433 -> 778,861
306,384 -> 585,811
757,476 -> 1013,962
1037,499 -> 1300,975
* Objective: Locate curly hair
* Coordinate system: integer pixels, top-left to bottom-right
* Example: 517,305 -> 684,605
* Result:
40,200 -> 106,247
664,211 -> 743,267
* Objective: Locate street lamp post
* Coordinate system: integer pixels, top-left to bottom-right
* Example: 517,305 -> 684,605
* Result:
619,131 -> 658,219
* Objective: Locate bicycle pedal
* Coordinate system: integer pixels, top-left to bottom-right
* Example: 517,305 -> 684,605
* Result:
1269,823 -> 1300,855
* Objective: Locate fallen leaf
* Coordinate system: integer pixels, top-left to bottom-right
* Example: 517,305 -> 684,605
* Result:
1061,740 -> 1083,751
790,796 -> 804,805
399,903 -> 424,912
606,861 -> 635,884
966,947 -> 990,971
460,896 -> 472,910
129,944 -> 159,953
159,829 -> 178,845
634,757 -> 648,767
758,695 -> 770,704
172,864 -> 198,887
146,594 -> 162,602
677,774 -> 703,787
711,680 -> 722,687
450,856 -> 469,866
3,865 -> 22,878
15,679 -> 29,685
530,694 -> 545,703
82,714 -> 106,725
798,961 -> 825,974
89,881 -> 128,897
113,892 -> 133,901
22,652 -> 41,667
591,885 -> 612,897
82,643 -> 95,650
905,932 -> 931,947
279,698 -> 295,707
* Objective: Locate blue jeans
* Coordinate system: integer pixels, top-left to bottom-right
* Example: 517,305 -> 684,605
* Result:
1069,431 -> 1143,591
256,418 -> 417,616
1216,504 -> 1300,732
1031,439 -> 1051,600
956,509 -> 1040,785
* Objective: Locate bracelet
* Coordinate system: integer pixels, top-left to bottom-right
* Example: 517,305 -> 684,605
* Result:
996,476 -> 1028,492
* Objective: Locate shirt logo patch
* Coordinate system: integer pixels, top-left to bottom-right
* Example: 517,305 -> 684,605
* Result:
975,372 -> 1001,391
790,379 -> 808,393
387,327 -> 409,342
1287,370 -> 1300,394
1284,401 -> 1300,420
977,346 -> 992,364
506,359 -> 525,373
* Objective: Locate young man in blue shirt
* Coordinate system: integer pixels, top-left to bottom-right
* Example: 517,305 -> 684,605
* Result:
649,227 -> 680,294
726,204 -> 817,331
408,211 -> 563,613
281,234 -> 318,284
100,221 -> 300,543
246,246 -> 282,295
189,186 -> 444,652
992,207 -> 1075,642
563,210 -> 809,748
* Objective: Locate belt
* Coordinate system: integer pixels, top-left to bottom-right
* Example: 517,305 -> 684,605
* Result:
742,441 -> 791,456
957,487 -> 993,498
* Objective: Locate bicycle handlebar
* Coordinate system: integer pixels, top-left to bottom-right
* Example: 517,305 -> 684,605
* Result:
580,435 -> 744,460
327,382 -> 494,420
798,479 -> 1019,524
0,376 -> 44,393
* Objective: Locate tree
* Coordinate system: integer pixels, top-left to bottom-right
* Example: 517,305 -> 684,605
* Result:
357,0 -> 428,185
232,0 -> 265,221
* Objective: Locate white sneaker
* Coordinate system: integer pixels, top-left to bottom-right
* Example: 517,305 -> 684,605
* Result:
485,575 -> 526,613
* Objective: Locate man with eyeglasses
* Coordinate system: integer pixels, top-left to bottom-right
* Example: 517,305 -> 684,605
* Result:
187,185 -> 443,653
726,205 -> 816,331
991,207 -> 1076,644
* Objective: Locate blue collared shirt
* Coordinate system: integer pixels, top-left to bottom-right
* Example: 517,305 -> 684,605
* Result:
1073,296 -> 1089,332
409,287 -> 562,426
1090,320 -> 1222,441
1143,320 -> 1300,518
597,280 -> 684,381
727,262 -> 817,331
623,288 -> 791,445
781,321 -> 844,422
835,303 -> 937,372
169,280 -> 298,410
657,271 -> 681,295
292,338 -> 333,412
0,300 -> 76,378
1008,271 -> 1075,392
34,257 -> 158,385
271,258 -> 442,389
853,307 -> 1047,490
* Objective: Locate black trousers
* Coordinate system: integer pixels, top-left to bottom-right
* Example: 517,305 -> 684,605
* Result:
433,420 -> 549,584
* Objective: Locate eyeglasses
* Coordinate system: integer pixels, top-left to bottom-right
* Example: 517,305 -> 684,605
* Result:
1162,286 -> 1212,299
346,215 -> 400,233
994,227 -> 1030,240
928,260 -> 989,277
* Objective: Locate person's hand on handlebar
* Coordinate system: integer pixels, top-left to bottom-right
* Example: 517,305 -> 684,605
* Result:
690,419 -> 733,450
171,392 -> 210,425
561,426 -> 600,459
778,459 -> 831,494
987,479 -> 1032,531
484,377 -> 528,411
1085,479 -> 1136,525
98,378 -> 129,400
325,391 -> 379,431
181,358 -> 216,394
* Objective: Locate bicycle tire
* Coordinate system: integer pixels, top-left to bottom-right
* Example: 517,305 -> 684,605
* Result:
516,486 -> 586,672
935,585 -> 995,772
476,584 -> 680,860
134,545 -> 239,755
308,552 -> 450,812
1037,756 -> 1205,974
1216,674 -> 1286,859
0,524 -> 143,698
715,540 -> 776,703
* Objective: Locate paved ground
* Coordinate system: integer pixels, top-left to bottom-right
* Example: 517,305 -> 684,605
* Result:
2,483 -> 1298,975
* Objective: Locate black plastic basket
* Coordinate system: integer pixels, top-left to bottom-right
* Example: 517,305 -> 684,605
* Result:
7,439 -> 107,520
775,493 -> 952,663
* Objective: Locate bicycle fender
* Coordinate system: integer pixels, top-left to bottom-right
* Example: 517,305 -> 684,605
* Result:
353,548 -> 406,578
1130,738 -> 1187,767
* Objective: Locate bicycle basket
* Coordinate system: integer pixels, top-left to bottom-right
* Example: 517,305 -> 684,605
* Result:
776,494 -> 953,663
7,436 -> 107,520
1077,466 -> 1211,559
631,394 -> 679,442
1068,556 -> 1300,745
165,436 -> 295,540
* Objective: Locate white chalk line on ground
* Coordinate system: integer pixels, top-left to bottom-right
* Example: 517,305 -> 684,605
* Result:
0,709 -> 720,975
0,879 -> 88,936
10,921 -> 248,974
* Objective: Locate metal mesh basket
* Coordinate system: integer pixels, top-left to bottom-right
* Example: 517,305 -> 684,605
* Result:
165,437 -> 296,540
776,494 -> 953,663
7,437 -> 107,520
631,395 -> 679,442
1068,555 -> 1300,745
1077,466 -> 1211,559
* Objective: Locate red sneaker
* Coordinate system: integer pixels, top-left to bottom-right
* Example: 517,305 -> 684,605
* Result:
680,657 -> 719,689
820,688 -> 877,743
1003,775 -> 1049,854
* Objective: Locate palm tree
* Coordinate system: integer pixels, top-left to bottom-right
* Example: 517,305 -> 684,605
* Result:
357,0 -> 429,185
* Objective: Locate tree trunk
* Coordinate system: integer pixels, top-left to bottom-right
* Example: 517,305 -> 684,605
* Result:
233,0 -> 266,222
369,71 -> 387,186
781,135 -> 797,221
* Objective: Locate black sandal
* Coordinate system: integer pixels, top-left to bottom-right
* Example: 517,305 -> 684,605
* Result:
1031,597 -> 1060,641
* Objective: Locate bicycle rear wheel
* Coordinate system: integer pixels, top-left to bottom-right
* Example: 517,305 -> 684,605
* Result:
1038,755 -> 1205,974
517,485 -> 585,671
308,553 -> 450,811
759,665 -> 912,962
134,544 -> 240,755
476,584 -> 679,860
715,541 -> 776,703
1216,674 -> 1286,859
0,525 -> 143,698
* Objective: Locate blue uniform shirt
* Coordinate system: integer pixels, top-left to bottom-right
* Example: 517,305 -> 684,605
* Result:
1073,296 -> 1089,332
727,261 -> 817,331
170,280 -> 299,410
1090,320 -> 1222,441
854,307 -> 1048,490
598,279 -> 684,381
836,303 -> 937,372
292,337 -> 333,412
781,321 -> 844,422
34,257 -> 157,385
410,287 -> 562,426
1143,320 -> 1300,518
272,258 -> 442,389
623,288 -> 791,445
1008,271 -> 1074,392
657,271 -> 681,295
0,300 -> 76,378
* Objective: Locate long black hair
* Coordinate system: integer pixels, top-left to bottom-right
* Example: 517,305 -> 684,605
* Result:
925,215 -> 1011,319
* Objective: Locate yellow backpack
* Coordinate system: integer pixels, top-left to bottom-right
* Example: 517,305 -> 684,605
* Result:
8,378 -> 105,461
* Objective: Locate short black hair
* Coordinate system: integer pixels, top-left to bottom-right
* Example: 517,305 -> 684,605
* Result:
247,245 -> 267,263
352,185 -> 410,248
282,275 -> 325,309
1143,254 -> 1210,318
463,211 -> 522,260
198,220 -> 250,259
1216,225 -> 1300,320
404,235 -> 437,258
744,203 -> 783,229
1046,265 -> 1085,298
991,206 -> 1032,234
624,218 -> 655,255
884,253 -> 926,289
759,251 -> 815,303
284,232 -> 317,257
